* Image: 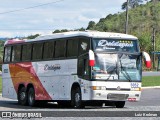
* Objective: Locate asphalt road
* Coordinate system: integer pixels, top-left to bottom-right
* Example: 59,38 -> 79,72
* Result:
142,71 -> 160,76
0,88 -> 160,119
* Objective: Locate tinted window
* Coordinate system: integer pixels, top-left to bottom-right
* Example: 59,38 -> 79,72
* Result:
67,39 -> 78,57
32,43 -> 43,60
43,41 -> 54,59
78,59 -> 84,77
78,58 -> 90,79
79,38 -> 90,55
22,44 -> 32,61
11,45 -> 21,62
4,46 -> 11,62
55,40 -> 66,58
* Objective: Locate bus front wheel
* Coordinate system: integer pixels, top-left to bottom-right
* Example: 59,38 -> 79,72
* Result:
18,87 -> 27,105
28,87 -> 36,107
71,87 -> 84,108
115,101 -> 125,108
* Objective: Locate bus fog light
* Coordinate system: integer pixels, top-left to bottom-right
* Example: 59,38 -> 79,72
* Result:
92,86 -> 106,90
135,94 -> 139,97
101,86 -> 106,90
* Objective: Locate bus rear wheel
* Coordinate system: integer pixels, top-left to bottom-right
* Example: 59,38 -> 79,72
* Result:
115,101 -> 125,108
28,87 -> 36,107
18,87 -> 27,105
71,87 -> 84,108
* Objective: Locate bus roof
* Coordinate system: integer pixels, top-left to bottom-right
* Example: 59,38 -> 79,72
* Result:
5,31 -> 138,45
34,31 -> 138,41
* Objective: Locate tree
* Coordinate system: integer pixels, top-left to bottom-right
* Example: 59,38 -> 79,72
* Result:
53,29 -> 61,33
86,21 -> 96,30
27,34 -> 40,39
122,0 -> 144,10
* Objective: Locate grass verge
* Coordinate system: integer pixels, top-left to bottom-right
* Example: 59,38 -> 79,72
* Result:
142,76 -> 160,87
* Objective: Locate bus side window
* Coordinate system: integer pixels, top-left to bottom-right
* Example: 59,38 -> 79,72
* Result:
11,45 -> 21,62
22,44 -> 32,61
55,40 -> 66,58
43,41 -> 55,59
67,39 -> 78,57
4,46 -> 11,63
32,43 -> 43,61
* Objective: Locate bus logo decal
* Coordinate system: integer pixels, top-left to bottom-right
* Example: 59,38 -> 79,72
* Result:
117,86 -> 121,91
98,40 -> 133,48
44,64 -> 61,71
81,42 -> 87,50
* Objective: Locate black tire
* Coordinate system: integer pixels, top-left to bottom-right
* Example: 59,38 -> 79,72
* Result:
28,87 -> 36,107
115,101 -> 125,108
18,87 -> 28,105
71,87 -> 84,108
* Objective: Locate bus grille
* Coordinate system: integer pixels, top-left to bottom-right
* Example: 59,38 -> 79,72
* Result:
106,88 -> 131,91
107,94 -> 129,101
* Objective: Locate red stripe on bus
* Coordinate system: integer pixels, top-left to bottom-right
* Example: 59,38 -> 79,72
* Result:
9,63 -> 52,100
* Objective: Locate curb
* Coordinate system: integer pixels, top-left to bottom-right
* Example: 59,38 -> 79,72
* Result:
142,86 -> 160,89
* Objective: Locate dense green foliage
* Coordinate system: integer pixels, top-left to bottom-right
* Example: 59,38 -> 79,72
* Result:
87,2 -> 160,53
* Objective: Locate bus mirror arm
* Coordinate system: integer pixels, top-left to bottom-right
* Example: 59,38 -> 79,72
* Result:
142,51 -> 151,68
89,50 -> 95,67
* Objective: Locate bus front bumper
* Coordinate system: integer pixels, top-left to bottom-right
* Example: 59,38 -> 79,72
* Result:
91,90 -> 141,102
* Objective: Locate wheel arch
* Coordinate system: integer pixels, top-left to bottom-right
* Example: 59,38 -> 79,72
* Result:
18,84 -> 25,93
71,82 -> 81,97
71,82 -> 81,92
26,83 -> 35,93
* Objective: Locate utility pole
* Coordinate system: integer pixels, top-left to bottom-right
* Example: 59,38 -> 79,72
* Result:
152,27 -> 156,69
125,0 -> 129,34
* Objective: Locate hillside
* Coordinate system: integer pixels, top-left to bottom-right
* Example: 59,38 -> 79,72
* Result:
87,2 -> 160,53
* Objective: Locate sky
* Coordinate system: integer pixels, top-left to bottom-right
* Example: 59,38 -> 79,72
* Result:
0,0 -> 132,38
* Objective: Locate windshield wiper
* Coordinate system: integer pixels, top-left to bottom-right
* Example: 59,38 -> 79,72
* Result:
119,53 -> 131,82
105,65 -> 118,80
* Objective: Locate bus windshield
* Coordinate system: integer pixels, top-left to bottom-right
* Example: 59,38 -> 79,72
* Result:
92,53 -> 142,81
92,38 -> 139,53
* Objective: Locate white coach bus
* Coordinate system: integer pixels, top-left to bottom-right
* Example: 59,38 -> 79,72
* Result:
2,31 -> 151,108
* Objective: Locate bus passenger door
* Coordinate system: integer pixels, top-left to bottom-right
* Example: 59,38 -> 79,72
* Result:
78,55 -> 90,80
78,55 -> 91,100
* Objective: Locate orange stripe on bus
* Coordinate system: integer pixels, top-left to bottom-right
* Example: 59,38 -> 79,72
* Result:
9,63 -> 52,100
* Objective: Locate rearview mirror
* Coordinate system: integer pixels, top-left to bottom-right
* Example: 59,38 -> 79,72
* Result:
142,51 -> 151,68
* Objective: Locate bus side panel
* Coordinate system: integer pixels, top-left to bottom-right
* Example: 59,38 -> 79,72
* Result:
2,64 -> 17,99
33,59 -> 77,101
8,62 -> 52,101
74,78 -> 92,101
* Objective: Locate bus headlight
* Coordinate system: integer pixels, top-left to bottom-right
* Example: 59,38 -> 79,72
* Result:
92,86 -> 106,90
131,87 -> 141,91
